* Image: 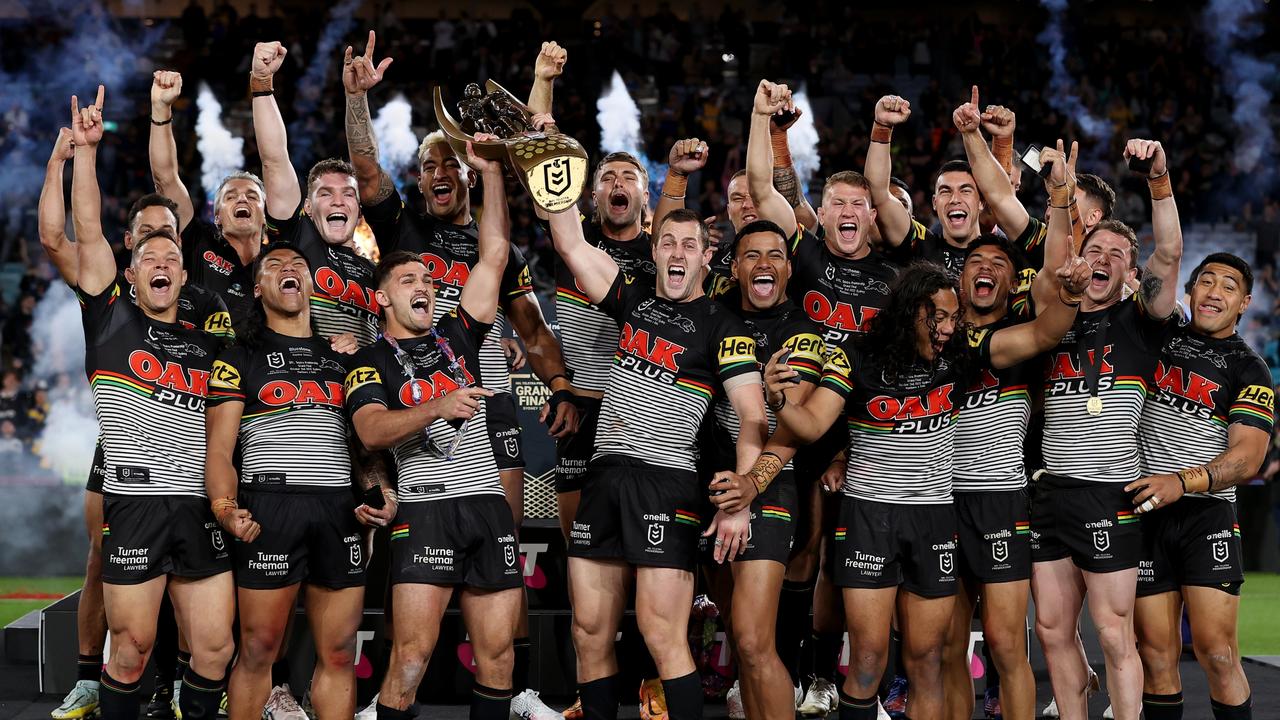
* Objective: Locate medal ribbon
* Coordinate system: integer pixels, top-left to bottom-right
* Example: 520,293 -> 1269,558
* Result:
1076,313 -> 1110,412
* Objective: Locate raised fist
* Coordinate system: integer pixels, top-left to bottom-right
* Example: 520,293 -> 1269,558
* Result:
668,137 -> 709,175
534,41 -> 567,81
151,70 -> 183,108
874,95 -> 911,127
754,79 -> 794,116
1124,138 -> 1167,178
50,127 -> 75,164
251,41 -> 287,79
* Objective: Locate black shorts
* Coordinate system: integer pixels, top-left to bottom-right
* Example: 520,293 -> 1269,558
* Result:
831,496 -> 958,598
792,424 -> 845,499
955,489 -> 1032,584
234,487 -> 367,590
1137,496 -> 1244,597
568,454 -> 703,570
1030,474 -> 1142,573
101,495 -> 231,584
389,495 -> 523,590
486,392 -> 525,472
555,395 -> 601,494
699,472 -> 797,565
86,439 -> 106,494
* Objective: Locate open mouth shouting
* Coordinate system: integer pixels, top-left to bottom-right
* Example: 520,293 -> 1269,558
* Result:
608,190 -> 630,215
837,221 -> 859,242
1090,267 -> 1111,292
325,212 -> 349,234
945,208 -> 969,230
148,273 -> 174,300
430,181 -> 454,206
233,203 -> 253,220
750,269 -> 776,300
279,275 -> 301,295
409,293 -> 432,319
972,272 -> 997,300
665,262 -> 687,290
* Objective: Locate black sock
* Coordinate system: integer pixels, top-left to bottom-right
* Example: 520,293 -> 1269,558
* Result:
512,636 -> 531,690
579,673 -> 620,720
890,627 -> 907,679
172,649 -> 191,688
1142,691 -> 1184,720
271,657 -> 291,688
661,672 -> 703,720
153,597 -> 180,684
179,667 -> 225,719
812,631 -> 843,682
1212,696 -> 1252,720
77,653 -> 103,682
375,702 -> 414,720
776,579 -> 814,685
471,682 -> 513,720
838,687 -> 879,720
99,670 -> 143,720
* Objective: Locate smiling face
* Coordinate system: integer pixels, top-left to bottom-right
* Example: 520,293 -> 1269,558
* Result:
376,259 -> 436,336
932,170 -> 983,244
306,171 -> 360,246
916,287 -> 961,362
1190,262 -> 1251,338
733,230 -> 792,310
215,177 -> 266,238
961,243 -> 1014,317
725,174 -> 758,231
817,181 -> 876,258
592,160 -> 648,233
1080,230 -> 1136,307
255,246 -> 311,319
125,233 -> 186,316
653,218 -> 712,302
418,142 -> 473,224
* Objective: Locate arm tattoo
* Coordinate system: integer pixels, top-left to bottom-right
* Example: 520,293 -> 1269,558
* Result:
345,93 -> 396,204
746,451 -> 785,493
773,167 -> 802,208
1205,455 -> 1247,493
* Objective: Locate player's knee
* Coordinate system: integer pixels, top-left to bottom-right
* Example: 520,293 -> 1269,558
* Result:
732,624 -> 776,670
1092,617 -> 1134,657
390,635 -> 434,670
240,624 -> 286,664
1034,616 -> 1073,647
983,624 -> 1026,663
199,632 -> 236,669
1192,636 -> 1239,678
473,643 -> 514,679
847,650 -> 887,690
110,632 -> 153,679
636,609 -> 682,646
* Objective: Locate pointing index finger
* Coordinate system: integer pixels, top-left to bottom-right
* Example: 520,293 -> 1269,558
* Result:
365,30 -> 376,61
971,84 -> 979,108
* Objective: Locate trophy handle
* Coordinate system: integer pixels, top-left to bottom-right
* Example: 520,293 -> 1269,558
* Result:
432,87 -> 507,162
483,79 -> 536,116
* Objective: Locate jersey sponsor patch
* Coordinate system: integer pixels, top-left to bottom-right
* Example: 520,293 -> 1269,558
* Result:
345,367 -> 382,395
203,311 -> 233,337
716,335 -> 757,369
1234,384 -> 1276,422
210,360 -> 241,391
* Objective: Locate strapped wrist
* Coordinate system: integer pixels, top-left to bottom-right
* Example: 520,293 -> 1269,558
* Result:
1148,172 -> 1172,201
248,73 -> 273,94
871,122 -> 892,144
663,170 -> 688,198
770,128 -> 793,167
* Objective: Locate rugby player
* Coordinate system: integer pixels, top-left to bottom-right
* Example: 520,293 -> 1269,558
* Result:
699,220 -> 826,720
546,198 -> 766,720
343,36 -> 574,717
345,139 -> 518,720
1030,139 -> 1183,720
760,253 -> 1088,720
746,79 -> 901,717
39,129 -> 233,720
207,241 -> 388,720
1128,253 -> 1272,720
150,70 -> 265,336
71,86 -> 234,720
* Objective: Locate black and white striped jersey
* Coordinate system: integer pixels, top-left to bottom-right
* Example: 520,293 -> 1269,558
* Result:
345,307 -> 501,502
785,229 -> 898,347
364,192 -> 534,392
79,281 -> 218,497
1139,328 -> 1274,502
207,330 -> 352,490
594,273 -> 761,472
953,320 -> 1036,493
180,219 -> 256,338
556,219 -> 657,393
266,207 -> 379,347
709,300 -> 825,471
1041,297 -> 1170,484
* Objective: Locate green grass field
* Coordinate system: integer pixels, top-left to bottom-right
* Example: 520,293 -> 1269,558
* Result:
2,573 -> 1279,654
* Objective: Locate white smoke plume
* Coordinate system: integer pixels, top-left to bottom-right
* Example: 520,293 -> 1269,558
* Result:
1037,0 -> 1109,141
791,86 -> 821,196
30,283 -> 97,483
373,93 -> 417,186
195,82 -> 245,197
1202,0 -> 1275,175
596,71 -> 667,198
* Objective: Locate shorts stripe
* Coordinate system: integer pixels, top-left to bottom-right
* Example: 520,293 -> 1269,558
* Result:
391,524 -> 410,540
761,505 -> 792,521
674,510 -> 701,526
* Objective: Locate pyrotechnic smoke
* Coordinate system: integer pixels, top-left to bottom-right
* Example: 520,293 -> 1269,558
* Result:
195,82 -> 246,197
1036,0 -> 1109,141
373,94 -> 417,187
791,86 -> 821,197
1202,0 -> 1275,175
596,71 -> 668,199
287,0 -> 365,165
30,283 -> 97,483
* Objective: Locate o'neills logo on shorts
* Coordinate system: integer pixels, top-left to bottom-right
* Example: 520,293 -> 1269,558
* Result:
1085,519 -> 1114,530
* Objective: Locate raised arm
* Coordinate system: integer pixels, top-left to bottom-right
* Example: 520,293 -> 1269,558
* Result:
1129,139 -> 1182,320
527,40 -> 566,115
547,208 -> 619,303
954,86 -> 1030,241
1030,139 -> 1080,311
249,41 -> 301,219
149,71 -> 194,230
652,137 -> 708,235
457,141 -> 510,326
770,109 -> 819,231
987,256 -> 1089,369
343,30 -> 396,206
746,80 -> 801,236
39,127 -> 78,284
865,95 -> 913,247
70,87 -> 115,297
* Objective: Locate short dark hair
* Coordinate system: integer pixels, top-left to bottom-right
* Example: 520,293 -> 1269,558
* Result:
594,151 -> 649,185
1190,252 -> 1254,294
734,219 -> 790,255
253,240 -> 310,282
1081,219 -> 1139,268
653,208 -> 710,249
127,193 -> 181,235
729,169 -> 747,185
964,234 -> 1025,269
1076,173 -> 1115,220
306,158 -> 357,197
932,160 -> 974,191
374,250 -> 427,289
889,176 -> 911,195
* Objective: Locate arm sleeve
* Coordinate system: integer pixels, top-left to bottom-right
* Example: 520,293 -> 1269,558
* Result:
76,281 -> 125,345
362,188 -> 407,255
594,271 -> 642,322
1228,358 -> 1276,433
207,346 -> 248,405
344,347 -> 391,416
1014,215 -> 1047,269
713,316 -> 761,388
199,290 -> 235,341
499,242 -> 535,311
264,201 -> 305,243
442,304 -> 496,352
817,343 -> 855,399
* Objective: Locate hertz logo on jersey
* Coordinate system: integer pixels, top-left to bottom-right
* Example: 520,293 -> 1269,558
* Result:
344,367 -> 382,395
1238,384 -> 1275,411
203,311 -> 234,337
209,360 -> 242,391
717,336 -> 757,369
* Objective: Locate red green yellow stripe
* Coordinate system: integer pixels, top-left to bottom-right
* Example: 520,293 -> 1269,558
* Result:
556,287 -> 592,307
1233,524 -> 1241,537
761,505 -> 791,521
91,370 -> 153,398
101,524 -> 110,537
390,524 -> 410,540
242,406 -> 295,423
1116,511 -> 1139,525
675,379 -> 713,400
998,385 -> 1030,402
849,418 -> 894,434
821,373 -> 853,393
1230,403 -> 1274,424
1015,521 -> 1031,535
674,510 -> 701,526
834,527 -> 847,540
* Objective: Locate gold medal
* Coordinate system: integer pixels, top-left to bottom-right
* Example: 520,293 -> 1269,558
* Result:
1087,396 -> 1103,416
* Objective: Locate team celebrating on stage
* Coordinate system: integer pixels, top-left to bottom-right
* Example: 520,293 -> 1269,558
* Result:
40,28 -> 1271,720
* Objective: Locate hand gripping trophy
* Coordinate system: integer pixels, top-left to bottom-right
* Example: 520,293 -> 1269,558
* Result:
435,80 -> 588,213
